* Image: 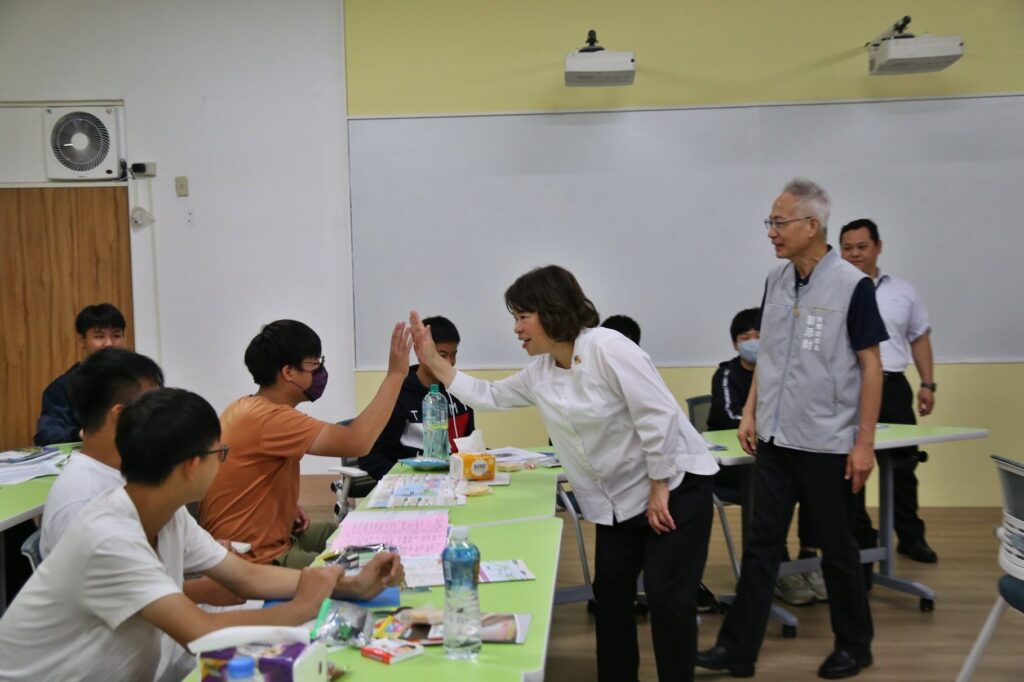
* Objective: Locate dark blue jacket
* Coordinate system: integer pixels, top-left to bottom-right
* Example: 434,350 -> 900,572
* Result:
34,364 -> 81,445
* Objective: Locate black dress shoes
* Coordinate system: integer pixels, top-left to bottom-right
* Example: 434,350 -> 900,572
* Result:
695,645 -> 755,678
818,649 -> 873,679
897,539 -> 938,563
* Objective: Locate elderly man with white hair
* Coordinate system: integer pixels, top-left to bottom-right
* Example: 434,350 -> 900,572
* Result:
698,179 -> 887,680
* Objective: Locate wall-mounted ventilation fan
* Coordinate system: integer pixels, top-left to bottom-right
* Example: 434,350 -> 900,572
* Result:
44,106 -> 121,180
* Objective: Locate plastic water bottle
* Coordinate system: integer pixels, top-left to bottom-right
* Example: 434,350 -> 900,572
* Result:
442,526 -> 482,660
224,655 -> 262,681
421,384 -> 451,459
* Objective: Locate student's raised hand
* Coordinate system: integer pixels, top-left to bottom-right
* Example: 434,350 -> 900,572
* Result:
387,322 -> 412,378
294,565 -> 344,615
343,552 -> 405,601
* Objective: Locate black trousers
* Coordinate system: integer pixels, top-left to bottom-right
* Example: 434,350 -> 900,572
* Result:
593,472 -> 713,682
855,372 -> 926,545
717,440 -> 873,663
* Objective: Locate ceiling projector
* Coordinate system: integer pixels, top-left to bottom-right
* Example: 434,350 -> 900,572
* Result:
565,30 -> 635,86
866,16 -> 963,76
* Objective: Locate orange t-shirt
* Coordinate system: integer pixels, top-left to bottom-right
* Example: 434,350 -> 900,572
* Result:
199,395 -> 328,564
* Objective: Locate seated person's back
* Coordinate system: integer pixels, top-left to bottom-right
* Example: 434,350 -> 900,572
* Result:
40,347 -> 164,558
34,303 -> 127,445
361,316 -> 474,480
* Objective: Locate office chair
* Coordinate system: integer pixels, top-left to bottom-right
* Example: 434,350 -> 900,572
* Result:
687,394 -> 741,580
20,529 -> 42,572
329,419 -> 376,522
956,455 -> 1024,681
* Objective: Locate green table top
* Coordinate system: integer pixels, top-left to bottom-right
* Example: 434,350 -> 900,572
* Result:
0,476 -> 57,531
359,465 -> 560,527
329,516 -> 562,679
703,424 -> 989,465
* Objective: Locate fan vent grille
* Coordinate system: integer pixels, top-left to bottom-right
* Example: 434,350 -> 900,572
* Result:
50,111 -> 111,172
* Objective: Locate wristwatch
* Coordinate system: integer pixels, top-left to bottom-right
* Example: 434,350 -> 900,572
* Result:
920,382 -> 937,392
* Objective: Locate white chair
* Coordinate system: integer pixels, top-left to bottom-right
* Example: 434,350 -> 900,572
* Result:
20,529 -> 42,572
956,455 -> 1024,681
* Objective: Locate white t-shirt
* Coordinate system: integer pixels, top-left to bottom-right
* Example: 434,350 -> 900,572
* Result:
40,451 -> 124,558
0,487 -> 228,681
449,327 -> 719,524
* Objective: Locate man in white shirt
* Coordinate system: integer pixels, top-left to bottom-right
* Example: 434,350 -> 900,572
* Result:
40,347 -> 164,557
0,387 -> 403,681
840,219 -> 938,563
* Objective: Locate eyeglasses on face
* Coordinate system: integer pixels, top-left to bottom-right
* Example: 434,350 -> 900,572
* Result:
764,216 -> 813,231
301,355 -> 326,371
197,444 -> 230,462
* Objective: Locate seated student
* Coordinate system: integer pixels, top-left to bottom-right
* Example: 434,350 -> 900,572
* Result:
709,308 -> 827,606
34,302 -> 127,445
200,319 -> 412,567
600,314 -> 641,344
361,315 -> 475,480
0,388 -> 403,681
39,347 -> 164,558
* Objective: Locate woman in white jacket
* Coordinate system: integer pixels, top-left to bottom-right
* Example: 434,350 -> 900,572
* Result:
410,264 -> 719,682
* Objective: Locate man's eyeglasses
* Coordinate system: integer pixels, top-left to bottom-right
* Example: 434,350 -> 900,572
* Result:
764,216 -> 813,231
198,445 -> 230,462
302,355 -> 326,371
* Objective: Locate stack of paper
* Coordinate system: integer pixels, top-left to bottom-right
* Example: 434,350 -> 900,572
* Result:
0,447 -> 70,485
331,510 -> 450,557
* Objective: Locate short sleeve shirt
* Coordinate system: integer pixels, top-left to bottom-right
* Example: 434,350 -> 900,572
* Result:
40,451 -> 124,558
0,487 -> 227,681
199,395 -> 328,563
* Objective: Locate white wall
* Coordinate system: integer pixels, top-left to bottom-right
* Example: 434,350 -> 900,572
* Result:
0,0 -> 354,473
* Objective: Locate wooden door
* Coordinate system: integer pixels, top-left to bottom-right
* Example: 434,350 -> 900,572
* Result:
0,186 -> 134,450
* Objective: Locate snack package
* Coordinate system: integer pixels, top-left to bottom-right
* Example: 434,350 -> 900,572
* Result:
361,638 -> 425,664
191,626 -> 327,682
310,600 -> 373,648
450,452 -> 496,480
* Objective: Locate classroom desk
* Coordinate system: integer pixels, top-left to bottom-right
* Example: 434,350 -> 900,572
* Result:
704,424 -> 989,635
0,476 -> 57,614
360,465 -> 560,528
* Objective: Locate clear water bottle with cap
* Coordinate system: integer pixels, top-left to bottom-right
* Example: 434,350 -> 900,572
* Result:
442,525 -> 482,660
224,655 -> 262,681
421,384 -> 451,459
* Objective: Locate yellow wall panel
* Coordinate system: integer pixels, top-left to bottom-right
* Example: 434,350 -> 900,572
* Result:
346,0 -> 1024,116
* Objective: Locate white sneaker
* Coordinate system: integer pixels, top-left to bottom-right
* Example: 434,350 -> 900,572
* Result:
803,569 -> 828,602
774,573 -> 815,605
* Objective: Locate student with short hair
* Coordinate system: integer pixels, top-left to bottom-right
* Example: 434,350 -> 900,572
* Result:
361,315 -> 475,480
39,347 -> 164,558
34,302 -> 127,445
200,319 -> 412,567
600,314 -> 641,345
0,388 -> 403,681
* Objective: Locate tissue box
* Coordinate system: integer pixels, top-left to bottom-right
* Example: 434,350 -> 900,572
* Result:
192,626 -> 326,682
199,642 -> 326,681
450,452 -> 496,481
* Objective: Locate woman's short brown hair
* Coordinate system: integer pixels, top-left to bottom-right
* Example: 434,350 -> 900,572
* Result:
504,265 -> 599,343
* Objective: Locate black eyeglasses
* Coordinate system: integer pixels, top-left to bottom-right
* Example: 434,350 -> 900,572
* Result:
764,216 -> 813,231
198,444 -> 230,462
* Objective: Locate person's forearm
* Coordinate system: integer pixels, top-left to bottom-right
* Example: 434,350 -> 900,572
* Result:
427,355 -> 456,387
910,334 -> 934,384
856,348 -> 883,444
346,372 -> 407,454
214,558 -> 301,600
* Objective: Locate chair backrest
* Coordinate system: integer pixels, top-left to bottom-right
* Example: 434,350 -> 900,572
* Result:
992,455 -> 1024,580
21,528 -> 42,572
686,394 -> 713,433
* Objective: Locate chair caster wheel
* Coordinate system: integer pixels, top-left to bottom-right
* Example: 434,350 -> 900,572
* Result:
920,598 -> 935,612
782,624 -> 797,638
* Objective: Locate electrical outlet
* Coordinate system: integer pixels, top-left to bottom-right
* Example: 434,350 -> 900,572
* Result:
175,176 -> 189,197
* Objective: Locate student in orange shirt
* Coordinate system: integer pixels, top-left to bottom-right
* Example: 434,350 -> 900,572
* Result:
200,319 -> 411,566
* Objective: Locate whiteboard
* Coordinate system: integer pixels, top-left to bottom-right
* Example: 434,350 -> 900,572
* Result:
350,96 -> 1024,368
